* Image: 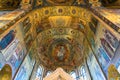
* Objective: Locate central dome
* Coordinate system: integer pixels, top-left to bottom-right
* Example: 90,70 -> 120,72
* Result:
37,28 -> 86,71
48,39 -> 74,65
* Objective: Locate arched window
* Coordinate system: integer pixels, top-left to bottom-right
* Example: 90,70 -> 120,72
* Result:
35,65 -> 44,80
70,71 -> 77,80
0,30 -> 15,50
46,71 -> 52,76
78,65 -> 87,80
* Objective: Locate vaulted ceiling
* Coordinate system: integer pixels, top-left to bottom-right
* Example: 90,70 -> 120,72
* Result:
0,0 -> 100,71
26,6 -> 97,71
0,0 -> 108,72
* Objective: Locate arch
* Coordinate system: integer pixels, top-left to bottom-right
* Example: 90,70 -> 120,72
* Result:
34,64 -> 44,80
46,70 -> 52,76
0,64 -> 12,80
70,70 -> 77,79
78,65 -> 88,80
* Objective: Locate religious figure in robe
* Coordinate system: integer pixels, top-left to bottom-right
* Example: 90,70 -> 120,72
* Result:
57,46 -> 65,61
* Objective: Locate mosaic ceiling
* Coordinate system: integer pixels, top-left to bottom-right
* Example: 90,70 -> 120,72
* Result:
26,6 -> 95,71
0,0 -> 120,79
0,0 -> 100,71
37,27 -> 85,70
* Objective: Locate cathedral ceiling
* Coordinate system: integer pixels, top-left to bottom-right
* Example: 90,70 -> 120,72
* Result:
0,0 -> 99,71
0,6 -> 97,71
24,6 -> 95,71
37,27 -> 85,70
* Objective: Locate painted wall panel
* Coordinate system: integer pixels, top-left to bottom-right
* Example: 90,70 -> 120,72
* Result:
0,22 -> 27,78
87,53 -> 106,80
14,54 -> 35,80
94,22 -> 120,76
